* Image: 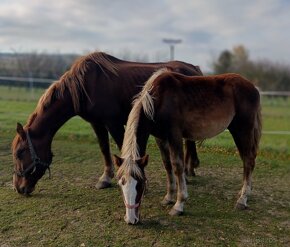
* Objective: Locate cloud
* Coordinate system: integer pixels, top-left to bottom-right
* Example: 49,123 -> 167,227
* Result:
0,0 -> 289,70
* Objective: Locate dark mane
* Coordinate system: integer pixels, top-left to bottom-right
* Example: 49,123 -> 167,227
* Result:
29,51 -> 119,126
40,51 -> 118,112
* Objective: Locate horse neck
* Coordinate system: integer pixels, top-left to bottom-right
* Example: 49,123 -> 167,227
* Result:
118,109 -> 151,180
135,112 -> 151,157
121,109 -> 151,160
28,97 -> 76,147
121,69 -> 163,160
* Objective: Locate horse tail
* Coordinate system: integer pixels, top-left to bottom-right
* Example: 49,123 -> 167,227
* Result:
253,102 -> 262,156
121,68 -> 169,159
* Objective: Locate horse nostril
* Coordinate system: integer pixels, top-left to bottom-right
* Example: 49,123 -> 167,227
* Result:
124,216 -> 139,225
16,186 -> 25,194
16,186 -> 33,196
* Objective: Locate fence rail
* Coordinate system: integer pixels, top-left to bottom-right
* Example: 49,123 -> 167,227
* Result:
0,76 -> 290,97
260,91 -> 290,96
0,76 -> 54,89
0,76 -> 54,83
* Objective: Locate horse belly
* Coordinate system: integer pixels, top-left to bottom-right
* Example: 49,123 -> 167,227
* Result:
184,109 -> 235,141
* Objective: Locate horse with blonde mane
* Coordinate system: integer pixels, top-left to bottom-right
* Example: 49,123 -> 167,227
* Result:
12,51 -> 202,195
114,69 -> 261,224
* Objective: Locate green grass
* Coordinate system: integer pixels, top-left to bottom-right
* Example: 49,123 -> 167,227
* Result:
0,86 -> 289,246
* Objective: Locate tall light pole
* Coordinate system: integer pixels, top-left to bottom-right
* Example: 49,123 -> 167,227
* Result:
163,38 -> 182,60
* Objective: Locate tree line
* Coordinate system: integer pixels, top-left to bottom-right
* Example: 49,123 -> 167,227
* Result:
0,52 -> 77,80
0,50 -> 153,81
211,45 -> 290,91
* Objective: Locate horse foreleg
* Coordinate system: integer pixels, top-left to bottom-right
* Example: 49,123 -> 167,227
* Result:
184,140 -> 200,176
155,138 -> 176,205
91,123 -> 114,189
168,139 -> 188,216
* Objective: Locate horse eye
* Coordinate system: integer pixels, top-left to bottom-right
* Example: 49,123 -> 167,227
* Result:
16,148 -> 25,159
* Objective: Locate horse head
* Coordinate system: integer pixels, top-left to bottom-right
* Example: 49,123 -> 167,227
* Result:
12,123 -> 52,195
114,154 -> 148,224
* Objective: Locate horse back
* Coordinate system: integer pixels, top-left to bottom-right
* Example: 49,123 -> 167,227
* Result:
151,72 -> 260,140
81,58 -> 202,122
152,72 -> 259,109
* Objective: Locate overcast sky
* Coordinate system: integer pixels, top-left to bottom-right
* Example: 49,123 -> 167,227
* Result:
0,0 -> 289,70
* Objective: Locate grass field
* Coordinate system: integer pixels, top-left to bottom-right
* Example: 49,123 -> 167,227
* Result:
0,86 -> 289,247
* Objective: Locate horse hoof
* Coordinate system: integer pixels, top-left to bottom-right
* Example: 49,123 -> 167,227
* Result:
95,181 -> 111,189
193,159 -> 200,168
188,170 -> 196,177
169,208 -> 183,216
235,203 -> 248,210
161,198 -> 174,206
185,171 -> 196,177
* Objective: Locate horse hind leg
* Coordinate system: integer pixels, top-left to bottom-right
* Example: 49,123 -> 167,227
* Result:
91,123 -> 115,189
236,156 -> 255,210
229,121 -> 259,209
184,140 -> 200,176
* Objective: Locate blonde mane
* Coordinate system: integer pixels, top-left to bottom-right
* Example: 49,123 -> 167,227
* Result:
117,68 -> 169,179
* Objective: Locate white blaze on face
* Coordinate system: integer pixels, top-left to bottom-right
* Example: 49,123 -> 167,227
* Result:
120,175 -> 139,224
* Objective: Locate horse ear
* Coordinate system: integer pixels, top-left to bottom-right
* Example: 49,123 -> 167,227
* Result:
137,154 -> 149,168
16,123 -> 26,140
113,154 -> 124,167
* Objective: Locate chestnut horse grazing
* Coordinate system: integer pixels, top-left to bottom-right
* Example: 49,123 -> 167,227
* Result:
114,69 -> 261,224
12,52 -> 202,195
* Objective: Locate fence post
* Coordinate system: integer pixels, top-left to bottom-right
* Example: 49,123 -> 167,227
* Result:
29,72 -> 34,100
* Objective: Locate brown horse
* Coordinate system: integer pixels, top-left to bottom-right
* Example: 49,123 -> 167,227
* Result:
12,52 -> 202,195
114,69 -> 261,224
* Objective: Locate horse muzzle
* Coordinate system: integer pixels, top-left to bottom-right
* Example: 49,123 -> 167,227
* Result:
124,201 -> 141,224
124,214 -> 140,225
13,178 -> 35,195
16,185 -> 35,195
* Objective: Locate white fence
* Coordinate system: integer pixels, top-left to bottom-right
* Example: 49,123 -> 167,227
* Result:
1,76 -> 290,97
260,91 -> 290,97
0,76 -> 54,88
